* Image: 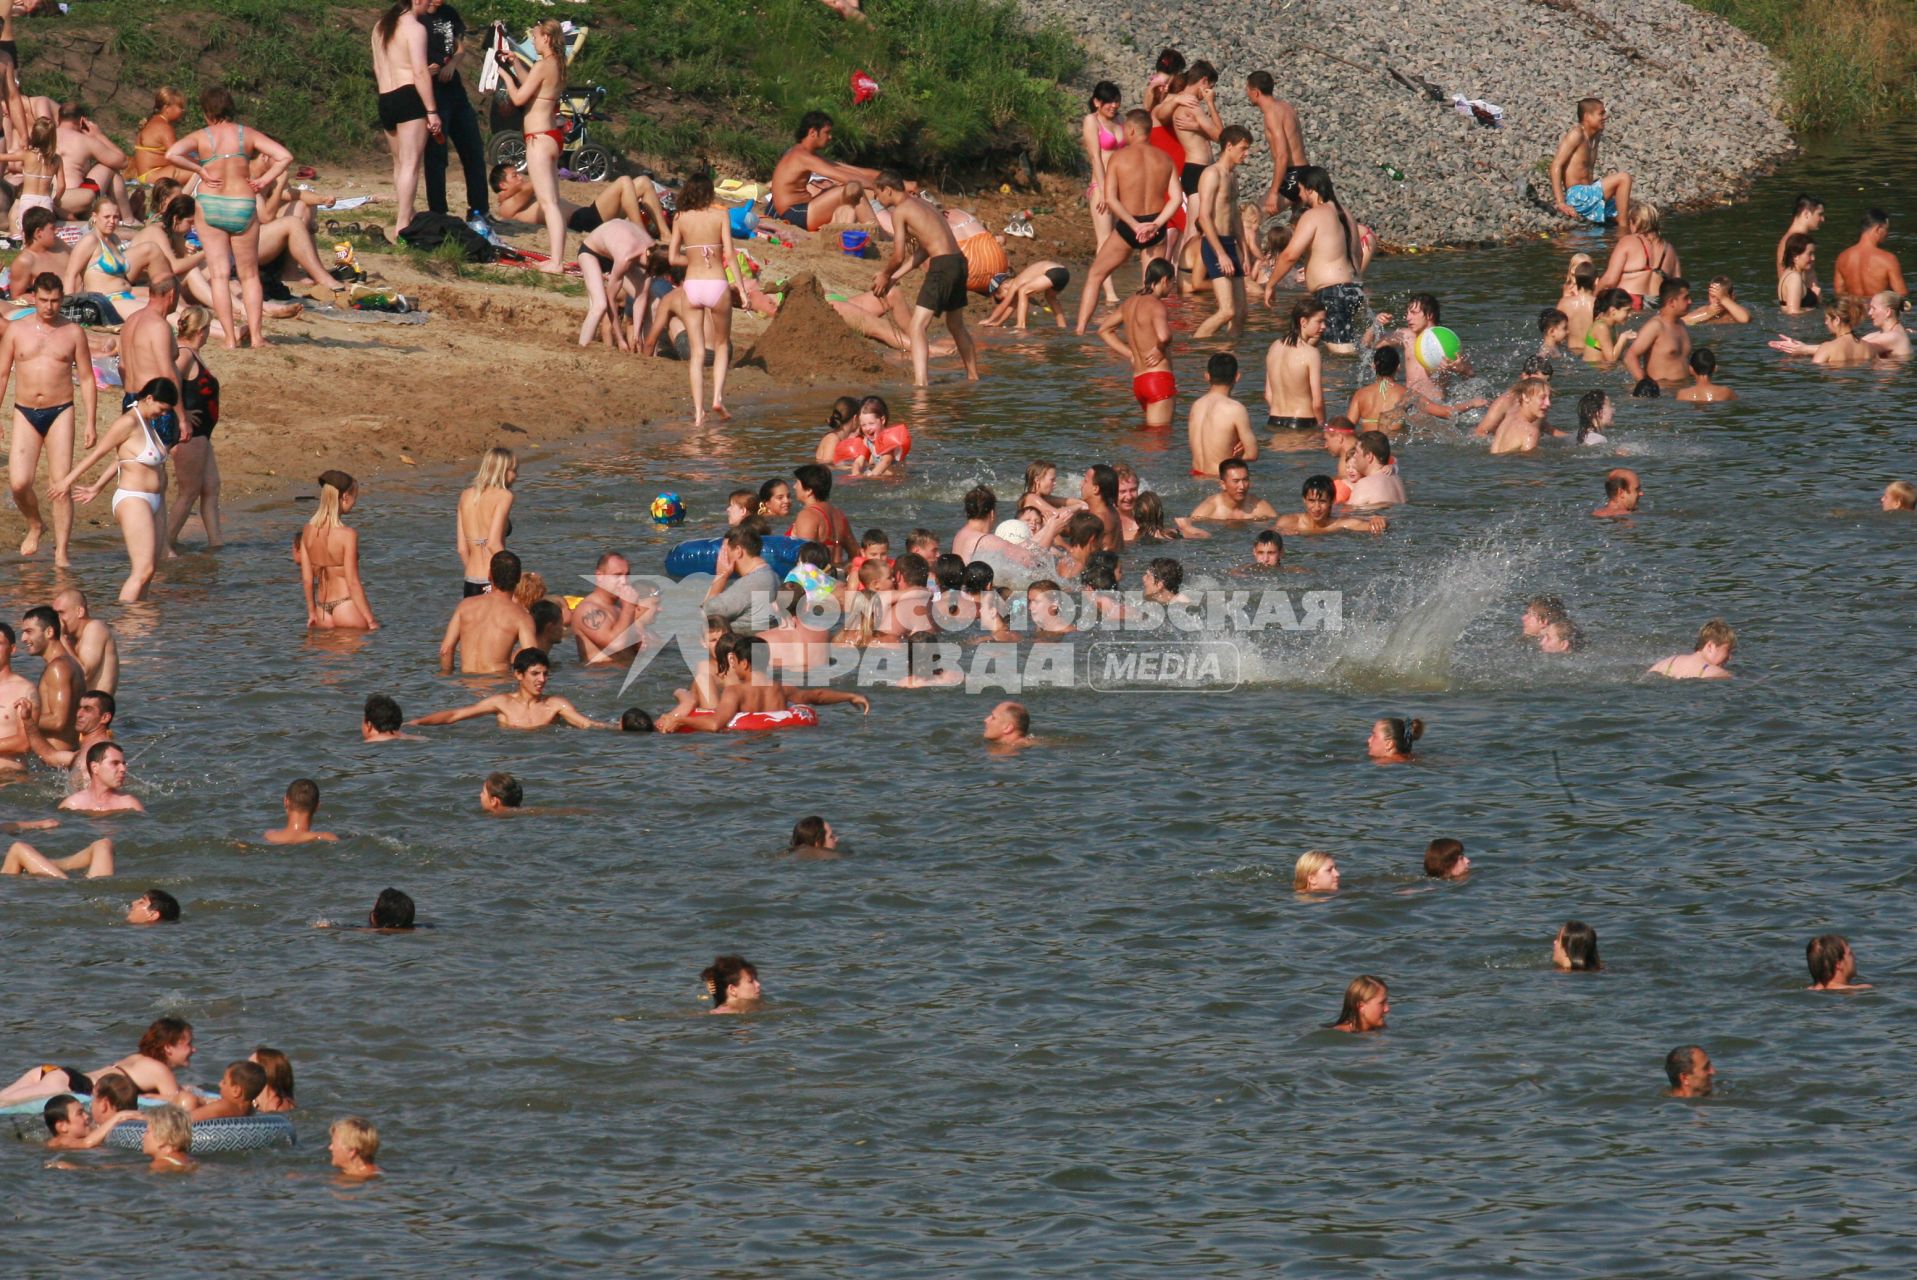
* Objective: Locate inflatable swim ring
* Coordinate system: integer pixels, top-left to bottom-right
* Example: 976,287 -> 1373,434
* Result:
104,1113 -> 296,1153
668,705 -> 819,732
664,535 -> 806,582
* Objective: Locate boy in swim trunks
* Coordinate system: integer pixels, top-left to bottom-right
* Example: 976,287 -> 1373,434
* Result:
1193,125 -> 1253,340
768,111 -> 882,232
1550,98 -> 1632,228
654,633 -> 869,732
411,647 -> 617,730
1098,258 -> 1177,426
1187,352 -> 1257,477
871,172 -> 978,387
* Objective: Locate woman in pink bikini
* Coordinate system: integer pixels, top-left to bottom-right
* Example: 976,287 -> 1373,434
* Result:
665,173 -> 735,426
495,19 -> 569,273
1079,81 -> 1123,306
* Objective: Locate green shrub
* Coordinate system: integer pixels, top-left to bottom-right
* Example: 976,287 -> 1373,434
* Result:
1686,0 -> 1917,131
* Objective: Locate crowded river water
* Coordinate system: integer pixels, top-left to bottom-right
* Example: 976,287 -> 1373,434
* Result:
3,122 -> 1915,1274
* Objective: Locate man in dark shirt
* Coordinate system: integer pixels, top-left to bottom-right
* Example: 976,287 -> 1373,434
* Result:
423,0 -> 489,228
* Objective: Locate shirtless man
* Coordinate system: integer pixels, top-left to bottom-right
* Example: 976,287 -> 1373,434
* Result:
0,622 -> 36,771
1079,464 -> 1123,552
1276,474 -> 1387,536
53,589 -> 117,695
1622,278 -> 1693,395
1188,352 -> 1257,477
437,549 -> 537,674
1365,294 -> 1470,407
119,275 -> 181,434
1176,459 -> 1276,538
769,111 -> 880,232
18,605 -> 82,753
371,0 -> 438,239
1490,378 -> 1552,455
61,741 -> 143,813
871,172 -> 978,386
1665,1046 -> 1715,1099
575,218 -> 654,350
54,102 -> 133,221
263,778 -> 338,844
1260,166 -> 1363,354
1193,125 -> 1253,340
1346,432 -> 1406,508
981,700 -> 1035,749
14,689 -> 110,791
571,551 -> 649,665
1648,618 -> 1734,679
1775,194 -> 1825,282
1074,110 -> 1180,334
1265,298 -> 1326,430
1592,468 -> 1642,518
1805,935 -> 1871,992
8,209 -> 69,302
1674,348 -> 1735,402
872,554 -> 934,642
414,648 -> 615,730
1246,71 -> 1306,215
655,633 -> 868,732
1549,97 -> 1631,229
490,166 -> 670,243
1097,258 -> 1176,426
1,273 -> 97,563
1833,210 -> 1907,303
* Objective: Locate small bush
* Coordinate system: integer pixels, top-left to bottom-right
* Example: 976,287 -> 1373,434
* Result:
1687,0 -> 1917,131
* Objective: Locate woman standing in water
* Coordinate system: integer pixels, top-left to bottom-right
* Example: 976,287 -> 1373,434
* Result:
1330,976 -> 1389,1033
166,306 -> 222,551
163,85 -> 296,348
456,447 -> 516,596
495,19 -> 570,273
50,380 -> 176,603
301,469 -> 378,630
664,173 -> 735,425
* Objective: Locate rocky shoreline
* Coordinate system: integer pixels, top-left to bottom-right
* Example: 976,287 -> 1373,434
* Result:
1019,0 -> 1793,248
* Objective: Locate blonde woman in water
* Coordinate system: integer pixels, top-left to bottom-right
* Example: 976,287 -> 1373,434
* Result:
300,469 -> 377,629
457,446 -> 516,596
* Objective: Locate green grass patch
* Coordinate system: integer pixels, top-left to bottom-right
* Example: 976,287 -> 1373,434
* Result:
24,0 -> 1083,179
1685,0 -> 1917,131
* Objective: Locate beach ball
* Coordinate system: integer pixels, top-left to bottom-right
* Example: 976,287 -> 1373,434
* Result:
650,492 -> 687,526
1415,326 -> 1462,370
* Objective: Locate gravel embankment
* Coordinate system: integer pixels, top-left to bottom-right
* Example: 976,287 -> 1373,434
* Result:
1019,0 -> 1792,247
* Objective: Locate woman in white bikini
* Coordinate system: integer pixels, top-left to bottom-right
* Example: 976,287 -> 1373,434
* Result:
456,446 -> 516,596
665,173 -> 735,426
301,469 -> 378,630
0,116 -> 60,237
50,379 -> 175,602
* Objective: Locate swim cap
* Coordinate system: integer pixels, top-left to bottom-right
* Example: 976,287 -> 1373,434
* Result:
994,517 -> 1034,546
989,272 -> 1012,296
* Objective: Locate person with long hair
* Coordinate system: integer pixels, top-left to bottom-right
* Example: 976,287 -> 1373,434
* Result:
1,115 -> 60,236
814,395 -> 862,463
162,86 -> 297,349
665,172 -> 735,424
1777,234 -> 1819,313
300,469 -> 378,630
1265,298 -> 1328,429
788,815 -> 838,858
1330,976 -> 1388,1033
495,18 -> 569,272
756,475 -> 793,522
1553,921 -> 1603,971
50,379 -> 175,602
165,306 -> 222,550
1770,298 -> 1875,366
132,86 -> 189,185
1080,81 -> 1124,307
702,955 -> 762,1014
0,1016 -> 198,1107
1142,48 -> 1189,248
1262,166 -> 1364,353
249,1047 -> 296,1112
1367,715 -> 1423,762
457,446 -> 516,596
1130,490 -> 1181,543
371,0 -> 437,240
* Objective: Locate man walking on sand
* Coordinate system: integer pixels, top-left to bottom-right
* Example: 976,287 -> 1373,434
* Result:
771,111 -> 882,233
1551,97 -> 1632,228
1246,71 -> 1306,216
872,173 -> 978,387
1075,110 -> 1181,335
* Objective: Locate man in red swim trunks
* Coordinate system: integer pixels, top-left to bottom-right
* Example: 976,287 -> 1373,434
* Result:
1097,258 -> 1177,426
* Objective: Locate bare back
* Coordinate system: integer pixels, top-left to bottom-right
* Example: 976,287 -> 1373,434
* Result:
1106,143 -> 1176,224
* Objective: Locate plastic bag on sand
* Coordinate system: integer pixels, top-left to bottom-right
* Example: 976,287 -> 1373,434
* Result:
1452,96 -> 1505,128
850,69 -> 879,105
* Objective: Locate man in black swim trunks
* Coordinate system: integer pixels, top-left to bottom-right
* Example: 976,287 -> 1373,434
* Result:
981,261 -> 1073,329
1074,109 -> 1181,334
0,272 -> 97,564
769,111 -> 883,233
872,172 -> 977,387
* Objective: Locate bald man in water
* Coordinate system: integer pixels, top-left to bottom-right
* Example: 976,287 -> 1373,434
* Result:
1592,468 -> 1641,518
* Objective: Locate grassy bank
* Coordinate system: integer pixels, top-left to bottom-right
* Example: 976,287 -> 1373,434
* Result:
19,0 -> 1082,180
1686,0 -> 1917,131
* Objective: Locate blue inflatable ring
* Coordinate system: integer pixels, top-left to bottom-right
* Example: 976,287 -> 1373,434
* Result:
664,535 -> 806,582
104,1112 -> 297,1153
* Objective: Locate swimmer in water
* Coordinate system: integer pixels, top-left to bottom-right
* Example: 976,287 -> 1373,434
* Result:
1489,378 -> 1553,456
703,954 -> 763,1015
413,648 -> 616,731
1187,352 -> 1258,478
1665,1045 -> 1714,1098
1806,934 -> 1871,991
1247,529 -> 1289,571
367,887 -> 416,931
1769,299 -> 1875,366
126,889 -> 180,924
655,633 -> 868,733
1424,838 -> 1470,880
263,778 -> 338,845
479,771 -> 524,815
1367,716 -> 1422,763
60,741 -> 142,814
142,1104 -> 196,1174
0,1015 -> 200,1107
250,1048 -> 295,1113
1576,390 -> 1613,446
438,550 -> 537,675
1648,618 -> 1734,679
1832,208 -> 1906,303
1674,348 -> 1735,402
1623,278 -> 1694,396
1,835 -> 115,879
1264,298 -> 1326,431
1342,346 -> 1414,433
1537,307 -> 1571,359
1345,431 -> 1405,508
1593,468 -> 1642,519
1683,275 -> 1751,325
1276,475 -> 1386,535
1540,617 -> 1582,653
788,815 -> 840,860
187,1060 -> 265,1122
982,700 -> 1035,749
1330,975 -> 1389,1033
1176,459 -> 1276,537
1522,596 -> 1567,640
1582,288 -> 1636,365
1880,481 -> 1916,512
1294,850 -> 1340,894
330,1116 -> 383,1179
1860,291 -> 1912,359
1098,258 -> 1178,427
1553,921 -> 1602,971
361,694 -> 423,743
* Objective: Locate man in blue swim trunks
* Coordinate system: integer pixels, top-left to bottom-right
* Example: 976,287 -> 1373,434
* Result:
769,111 -> 882,233
1551,98 -> 1631,228
1193,124 -> 1252,340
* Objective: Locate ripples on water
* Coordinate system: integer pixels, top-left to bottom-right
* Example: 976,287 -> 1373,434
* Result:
4,129 -> 1917,1275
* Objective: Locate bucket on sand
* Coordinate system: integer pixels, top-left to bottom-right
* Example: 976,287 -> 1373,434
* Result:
840,230 -> 870,257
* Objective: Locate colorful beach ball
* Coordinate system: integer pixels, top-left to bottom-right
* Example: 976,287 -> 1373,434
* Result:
1415,326 -> 1462,371
650,492 -> 687,526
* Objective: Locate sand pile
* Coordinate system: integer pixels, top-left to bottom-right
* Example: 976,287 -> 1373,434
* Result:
744,273 -> 886,383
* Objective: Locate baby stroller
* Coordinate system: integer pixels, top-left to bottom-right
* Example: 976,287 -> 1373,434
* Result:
479,21 -> 614,182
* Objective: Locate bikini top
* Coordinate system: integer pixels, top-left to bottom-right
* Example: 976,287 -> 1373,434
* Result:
1097,126 -> 1119,151
122,407 -> 167,470
204,124 -> 248,163
94,237 -> 129,281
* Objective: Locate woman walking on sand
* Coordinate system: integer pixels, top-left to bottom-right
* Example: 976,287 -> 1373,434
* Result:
495,19 -> 570,273
301,469 -> 378,630
456,446 -> 516,596
666,173 -> 736,425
